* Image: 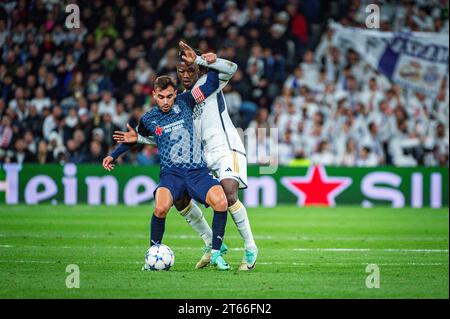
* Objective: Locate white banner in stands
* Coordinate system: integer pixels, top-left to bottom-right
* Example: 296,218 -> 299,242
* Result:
330,21 -> 449,97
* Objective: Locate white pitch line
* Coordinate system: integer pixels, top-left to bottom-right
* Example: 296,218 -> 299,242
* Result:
0,233 -> 446,242
0,245 -> 448,253
257,262 -> 448,266
293,248 -> 449,253
0,260 -> 446,267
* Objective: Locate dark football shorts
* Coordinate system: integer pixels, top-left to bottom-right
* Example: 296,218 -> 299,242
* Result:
154,166 -> 220,205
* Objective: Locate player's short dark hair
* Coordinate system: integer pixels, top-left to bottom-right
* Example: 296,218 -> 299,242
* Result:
154,76 -> 176,90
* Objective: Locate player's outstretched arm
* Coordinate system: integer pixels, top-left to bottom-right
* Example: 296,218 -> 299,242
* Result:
108,122 -> 151,167
113,124 -> 138,143
109,142 -> 134,163
137,134 -> 156,145
180,40 -> 238,81
185,70 -> 219,106
102,142 -> 133,171
196,54 -> 238,81
102,155 -> 115,171
113,123 -> 156,145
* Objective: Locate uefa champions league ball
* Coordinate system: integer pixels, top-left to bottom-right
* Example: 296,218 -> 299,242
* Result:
145,244 -> 175,270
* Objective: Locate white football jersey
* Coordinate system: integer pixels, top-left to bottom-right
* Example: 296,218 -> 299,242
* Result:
191,57 -> 246,159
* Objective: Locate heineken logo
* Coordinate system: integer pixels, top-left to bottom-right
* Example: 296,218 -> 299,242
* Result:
0,164 -> 447,208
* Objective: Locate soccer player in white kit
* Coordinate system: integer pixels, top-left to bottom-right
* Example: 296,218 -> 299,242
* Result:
113,42 -> 258,270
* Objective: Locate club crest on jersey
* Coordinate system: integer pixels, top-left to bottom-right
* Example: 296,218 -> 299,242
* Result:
173,104 -> 181,114
155,125 -> 163,136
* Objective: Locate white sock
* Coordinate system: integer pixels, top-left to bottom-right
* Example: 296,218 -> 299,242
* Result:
228,200 -> 257,251
180,201 -> 212,246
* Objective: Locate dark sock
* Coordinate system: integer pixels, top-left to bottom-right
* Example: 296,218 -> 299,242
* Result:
150,214 -> 166,246
212,211 -> 227,251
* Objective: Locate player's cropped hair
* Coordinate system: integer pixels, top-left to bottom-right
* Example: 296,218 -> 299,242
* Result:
154,76 -> 177,90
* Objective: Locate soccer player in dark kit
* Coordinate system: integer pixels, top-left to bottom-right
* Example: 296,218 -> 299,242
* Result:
103,62 -> 231,271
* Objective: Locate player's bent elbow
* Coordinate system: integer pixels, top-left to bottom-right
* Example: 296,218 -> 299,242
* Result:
229,63 -> 238,76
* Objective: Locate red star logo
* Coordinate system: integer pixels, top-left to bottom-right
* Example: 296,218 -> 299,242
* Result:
281,165 -> 352,207
155,126 -> 163,136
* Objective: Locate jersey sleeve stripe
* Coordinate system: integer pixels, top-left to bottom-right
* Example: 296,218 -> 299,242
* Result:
192,87 -> 206,103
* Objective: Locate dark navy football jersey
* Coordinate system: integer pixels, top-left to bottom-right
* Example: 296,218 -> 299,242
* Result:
137,92 -> 206,169
110,70 -> 219,170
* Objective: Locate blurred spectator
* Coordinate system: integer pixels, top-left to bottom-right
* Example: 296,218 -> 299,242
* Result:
137,145 -> 159,165
337,138 -> 358,166
310,141 -> 335,166
356,146 -> 379,167
84,140 -> 104,163
98,91 -> 117,117
30,87 -> 51,115
278,129 -> 296,165
11,138 -> 34,163
0,116 -> 13,149
42,105 -> 62,140
36,140 -> 53,164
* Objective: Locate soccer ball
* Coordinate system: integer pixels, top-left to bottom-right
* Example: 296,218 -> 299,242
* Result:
145,244 -> 175,271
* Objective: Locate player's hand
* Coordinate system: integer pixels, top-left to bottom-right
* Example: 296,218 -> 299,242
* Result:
113,124 -> 138,143
102,156 -> 115,171
201,53 -> 217,64
179,41 -> 197,65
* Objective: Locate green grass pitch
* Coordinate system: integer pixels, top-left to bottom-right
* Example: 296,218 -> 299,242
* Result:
0,205 -> 448,299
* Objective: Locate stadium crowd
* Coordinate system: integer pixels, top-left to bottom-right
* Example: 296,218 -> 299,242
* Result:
0,0 -> 448,167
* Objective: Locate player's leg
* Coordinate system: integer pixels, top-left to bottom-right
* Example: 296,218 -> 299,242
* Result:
142,186 -> 174,271
186,168 -> 230,270
221,178 -> 258,271
151,187 -> 174,246
175,193 -> 225,269
213,151 -> 258,270
205,185 -> 231,270
143,169 -> 185,270
174,193 -> 213,246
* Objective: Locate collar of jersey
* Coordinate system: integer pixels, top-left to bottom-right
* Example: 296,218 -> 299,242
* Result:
155,105 -> 174,115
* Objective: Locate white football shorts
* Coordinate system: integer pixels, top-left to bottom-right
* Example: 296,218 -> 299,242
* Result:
205,149 -> 248,189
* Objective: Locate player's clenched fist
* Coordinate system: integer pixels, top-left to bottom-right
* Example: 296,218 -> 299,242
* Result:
201,53 -> 217,64
179,41 -> 197,65
113,123 -> 138,143
102,156 -> 115,171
